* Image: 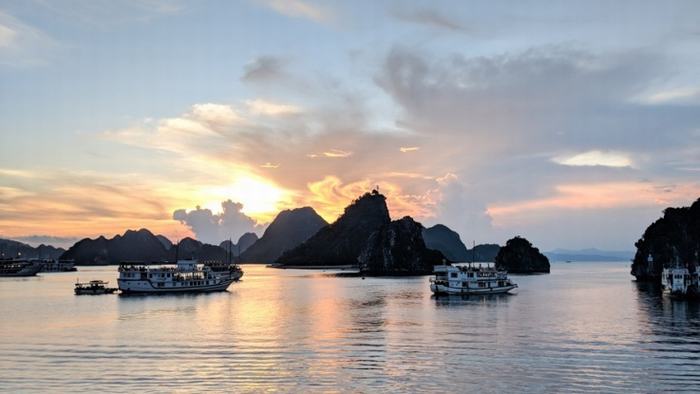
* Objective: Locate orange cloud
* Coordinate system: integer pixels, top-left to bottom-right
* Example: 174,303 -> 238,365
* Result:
487,181 -> 700,225
306,176 -> 437,223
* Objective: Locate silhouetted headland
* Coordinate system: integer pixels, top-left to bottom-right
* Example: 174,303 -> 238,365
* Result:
631,197 -> 700,283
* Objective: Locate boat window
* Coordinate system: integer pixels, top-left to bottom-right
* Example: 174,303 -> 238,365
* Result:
450,273 -> 458,278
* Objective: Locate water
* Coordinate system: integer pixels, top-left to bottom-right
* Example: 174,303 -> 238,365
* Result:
2,262 -> 700,393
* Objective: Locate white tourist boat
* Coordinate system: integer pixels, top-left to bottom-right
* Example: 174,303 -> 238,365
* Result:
661,266 -> 699,297
33,259 -> 76,272
430,263 -> 518,295
117,259 -> 243,294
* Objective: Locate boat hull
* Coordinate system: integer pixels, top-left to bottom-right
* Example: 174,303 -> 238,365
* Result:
75,288 -> 118,295
430,283 -> 517,295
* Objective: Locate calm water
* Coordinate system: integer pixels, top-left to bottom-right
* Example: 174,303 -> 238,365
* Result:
2,262 -> 700,393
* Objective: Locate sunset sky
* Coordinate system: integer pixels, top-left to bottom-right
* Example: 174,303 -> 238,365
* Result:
1,0 -> 699,250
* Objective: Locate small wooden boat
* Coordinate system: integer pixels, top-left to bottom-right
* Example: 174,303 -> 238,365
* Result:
74,280 -> 118,295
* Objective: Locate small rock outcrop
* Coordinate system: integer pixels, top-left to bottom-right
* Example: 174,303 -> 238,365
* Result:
422,224 -> 469,261
220,232 -> 260,256
169,237 -> 228,262
631,197 -> 700,282
360,217 -> 446,275
468,244 -> 502,262
276,191 -> 390,266
240,207 -> 328,263
495,236 -> 550,273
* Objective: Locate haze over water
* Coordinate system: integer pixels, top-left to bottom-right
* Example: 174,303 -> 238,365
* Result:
2,262 -> 699,392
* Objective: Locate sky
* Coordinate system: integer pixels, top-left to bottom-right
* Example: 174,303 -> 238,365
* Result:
1,0 -> 699,250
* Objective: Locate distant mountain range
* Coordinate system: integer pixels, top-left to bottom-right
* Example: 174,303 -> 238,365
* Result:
3,205 -> 636,268
59,229 -> 260,265
544,248 -> 634,262
0,238 -> 65,259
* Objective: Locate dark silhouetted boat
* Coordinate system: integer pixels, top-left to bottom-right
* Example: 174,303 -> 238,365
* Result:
0,259 -> 43,277
74,280 -> 118,295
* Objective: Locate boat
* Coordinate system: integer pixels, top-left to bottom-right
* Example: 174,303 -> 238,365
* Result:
0,259 -> 43,277
117,259 -> 243,294
118,238 -> 243,294
33,259 -> 77,272
74,280 -> 118,295
430,263 -> 518,295
661,265 -> 699,297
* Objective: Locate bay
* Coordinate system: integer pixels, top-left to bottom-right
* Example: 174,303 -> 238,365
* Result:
2,262 -> 700,392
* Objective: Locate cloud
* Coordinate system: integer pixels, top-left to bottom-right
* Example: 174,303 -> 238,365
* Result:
241,55 -> 289,82
28,0 -> 184,28
552,150 -> 633,168
306,176 -> 437,223
640,87 -> 700,104
487,181 -> 700,222
0,169 -> 189,241
322,149 -> 352,158
94,43 -> 700,251
392,8 -> 468,32
246,99 -> 301,116
173,200 -> 263,244
0,22 -> 16,48
256,0 -> 332,24
0,11 -> 60,66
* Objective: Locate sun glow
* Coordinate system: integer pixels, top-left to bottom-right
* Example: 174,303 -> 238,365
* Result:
207,176 -> 287,221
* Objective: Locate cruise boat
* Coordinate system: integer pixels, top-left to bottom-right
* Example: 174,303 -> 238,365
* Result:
33,259 -> 77,272
430,263 -> 518,295
117,259 -> 243,294
661,266 -> 699,297
0,259 -> 43,277
75,280 -> 118,295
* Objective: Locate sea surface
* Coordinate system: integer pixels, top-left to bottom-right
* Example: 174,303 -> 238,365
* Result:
2,262 -> 700,393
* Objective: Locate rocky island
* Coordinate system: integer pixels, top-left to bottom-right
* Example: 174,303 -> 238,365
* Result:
631,197 -> 700,283
276,190 -> 446,275
495,236 -> 550,273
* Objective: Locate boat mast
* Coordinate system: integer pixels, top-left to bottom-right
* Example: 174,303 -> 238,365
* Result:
174,239 -> 179,263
